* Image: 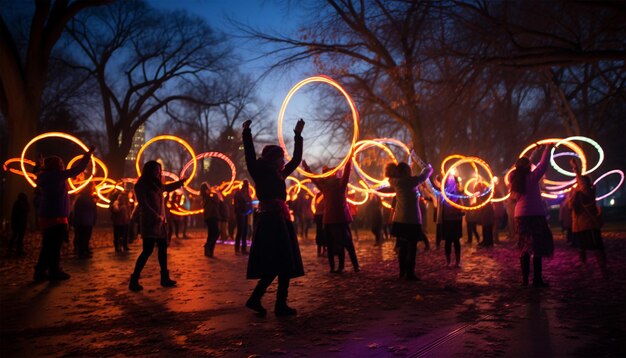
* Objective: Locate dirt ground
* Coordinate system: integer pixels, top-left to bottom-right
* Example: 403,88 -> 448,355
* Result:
1,227 -> 625,357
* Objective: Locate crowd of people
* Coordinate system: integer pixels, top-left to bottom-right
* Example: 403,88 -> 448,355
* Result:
5,127 -> 610,316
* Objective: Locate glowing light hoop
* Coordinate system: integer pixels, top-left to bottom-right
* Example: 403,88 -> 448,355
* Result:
441,157 -> 494,211
593,170 -> 624,201
552,136 -> 604,177
180,152 -> 236,196
347,181 -> 371,206
66,155 -> 109,191
96,184 -> 125,209
20,132 -> 96,194
3,158 -> 36,179
278,75 -> 359,179
353,138 -> 412,186
136,135 -> 196,187
519,138 -> 587,177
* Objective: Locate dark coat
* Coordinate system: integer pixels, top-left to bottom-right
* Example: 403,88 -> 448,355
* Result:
243,127 -> 304,279
134,177 -> 184,239
72,192 -> 97,226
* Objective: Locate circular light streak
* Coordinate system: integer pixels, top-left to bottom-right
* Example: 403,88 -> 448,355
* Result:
136,135 -> 196,187
20,132 -> 96,194
180,152 -> 235,196
551,136 -> 604,177
352,138 -> 412,187
3,158 -> 36,179
441,157 -> 494,211
66,155 -> 109,191
278,75 -> 359,179
95,184 -> 125,209
593,170 -> 624,201
518,138 -> 587,177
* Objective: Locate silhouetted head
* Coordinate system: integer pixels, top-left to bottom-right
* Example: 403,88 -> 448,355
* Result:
511,157 -> 531,195
43,156 -> 64,171
396,162 -> 411,177
261,145 -> 285,171
141,160 -> 162,182
515,157 -> 531,171
242,179 -> 249,189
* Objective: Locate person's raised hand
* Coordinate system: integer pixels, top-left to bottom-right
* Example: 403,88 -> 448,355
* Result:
243,120 -> 252,130
294,118 -> 305,135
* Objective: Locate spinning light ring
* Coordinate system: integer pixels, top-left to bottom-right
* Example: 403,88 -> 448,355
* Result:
3,158 -> 36,179
593,170 -> 624,201
552,136 -> 604,177
20,132 -> 96,194
66,155 -> 109,191
352,140 -> 398,186
278,75 -> 359,179
95,184 -> 125,209
136,135 -> 196,187
519,138 -> 587,176
180,152 -> 236,196
347,181 -> 370,206
441,157 -> 494,211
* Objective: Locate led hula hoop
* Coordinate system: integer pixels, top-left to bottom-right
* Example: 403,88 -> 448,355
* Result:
352,138 -> 412,188
135,135 -> 197,187
95,184 -> 125,209
593,170 -> 625,201
3,158 -> 36,179
67,155 -> 109,191
441,157 -> 494,211
180,152 -> 236,196
278,75 -> 359,179
20,132 -> 96,194
551,136 -> 604,177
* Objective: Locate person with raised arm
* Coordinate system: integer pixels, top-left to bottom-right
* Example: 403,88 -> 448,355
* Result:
242,118 -> 305,317
509,144 -> 555,287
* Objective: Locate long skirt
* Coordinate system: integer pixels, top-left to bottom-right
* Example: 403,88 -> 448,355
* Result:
515,215 -> 554,257
247,211 -> 304,279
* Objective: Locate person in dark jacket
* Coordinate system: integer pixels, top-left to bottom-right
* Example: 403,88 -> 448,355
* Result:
302,157 -> 359,274
128,160 -> 185,291
33,147 -> 94,281
233,180 -> 253,254
72,182 -> 98,259
8,192 -> 30,257
438,175 -> 465,268
201,183 -> 222,257
110,192 -> 131,252
242,118 -> 305,317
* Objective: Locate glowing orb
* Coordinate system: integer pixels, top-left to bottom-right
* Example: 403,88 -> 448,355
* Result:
277,75 -> 359,179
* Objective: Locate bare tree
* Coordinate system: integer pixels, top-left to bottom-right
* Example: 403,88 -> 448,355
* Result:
64,0 -> 234,177
0,0 -> 111,218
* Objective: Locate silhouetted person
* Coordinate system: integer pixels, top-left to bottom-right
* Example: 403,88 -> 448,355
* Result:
201,183 -> 221,257
8,192 -> 30,257
313,192 -> 327,256
303,157 -> 359,274
465,207 -> 481,245
234,180 -> 253,254
510,144 -> 554,287
438,175 -> 464,267
33,147 -> 94,281
567,158 -> 608,277
381,162 -> 433,280
243,118 -> 305,317
365,194 -> 384,246
72,182 -> 97,259
128,161 -> 185,291
110,192 -> 131,252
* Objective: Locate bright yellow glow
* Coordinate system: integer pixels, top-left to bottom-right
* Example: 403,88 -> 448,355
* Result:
519,138 -> 587,175
352,139 -> 402,186
346,181 -> 369,206
136,135 -> 197,187
66,155 -> 109,191
441,156 -> 494,211
95,184 -> 125,208
20,132 -> 96,194
278,75 -> 359,179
